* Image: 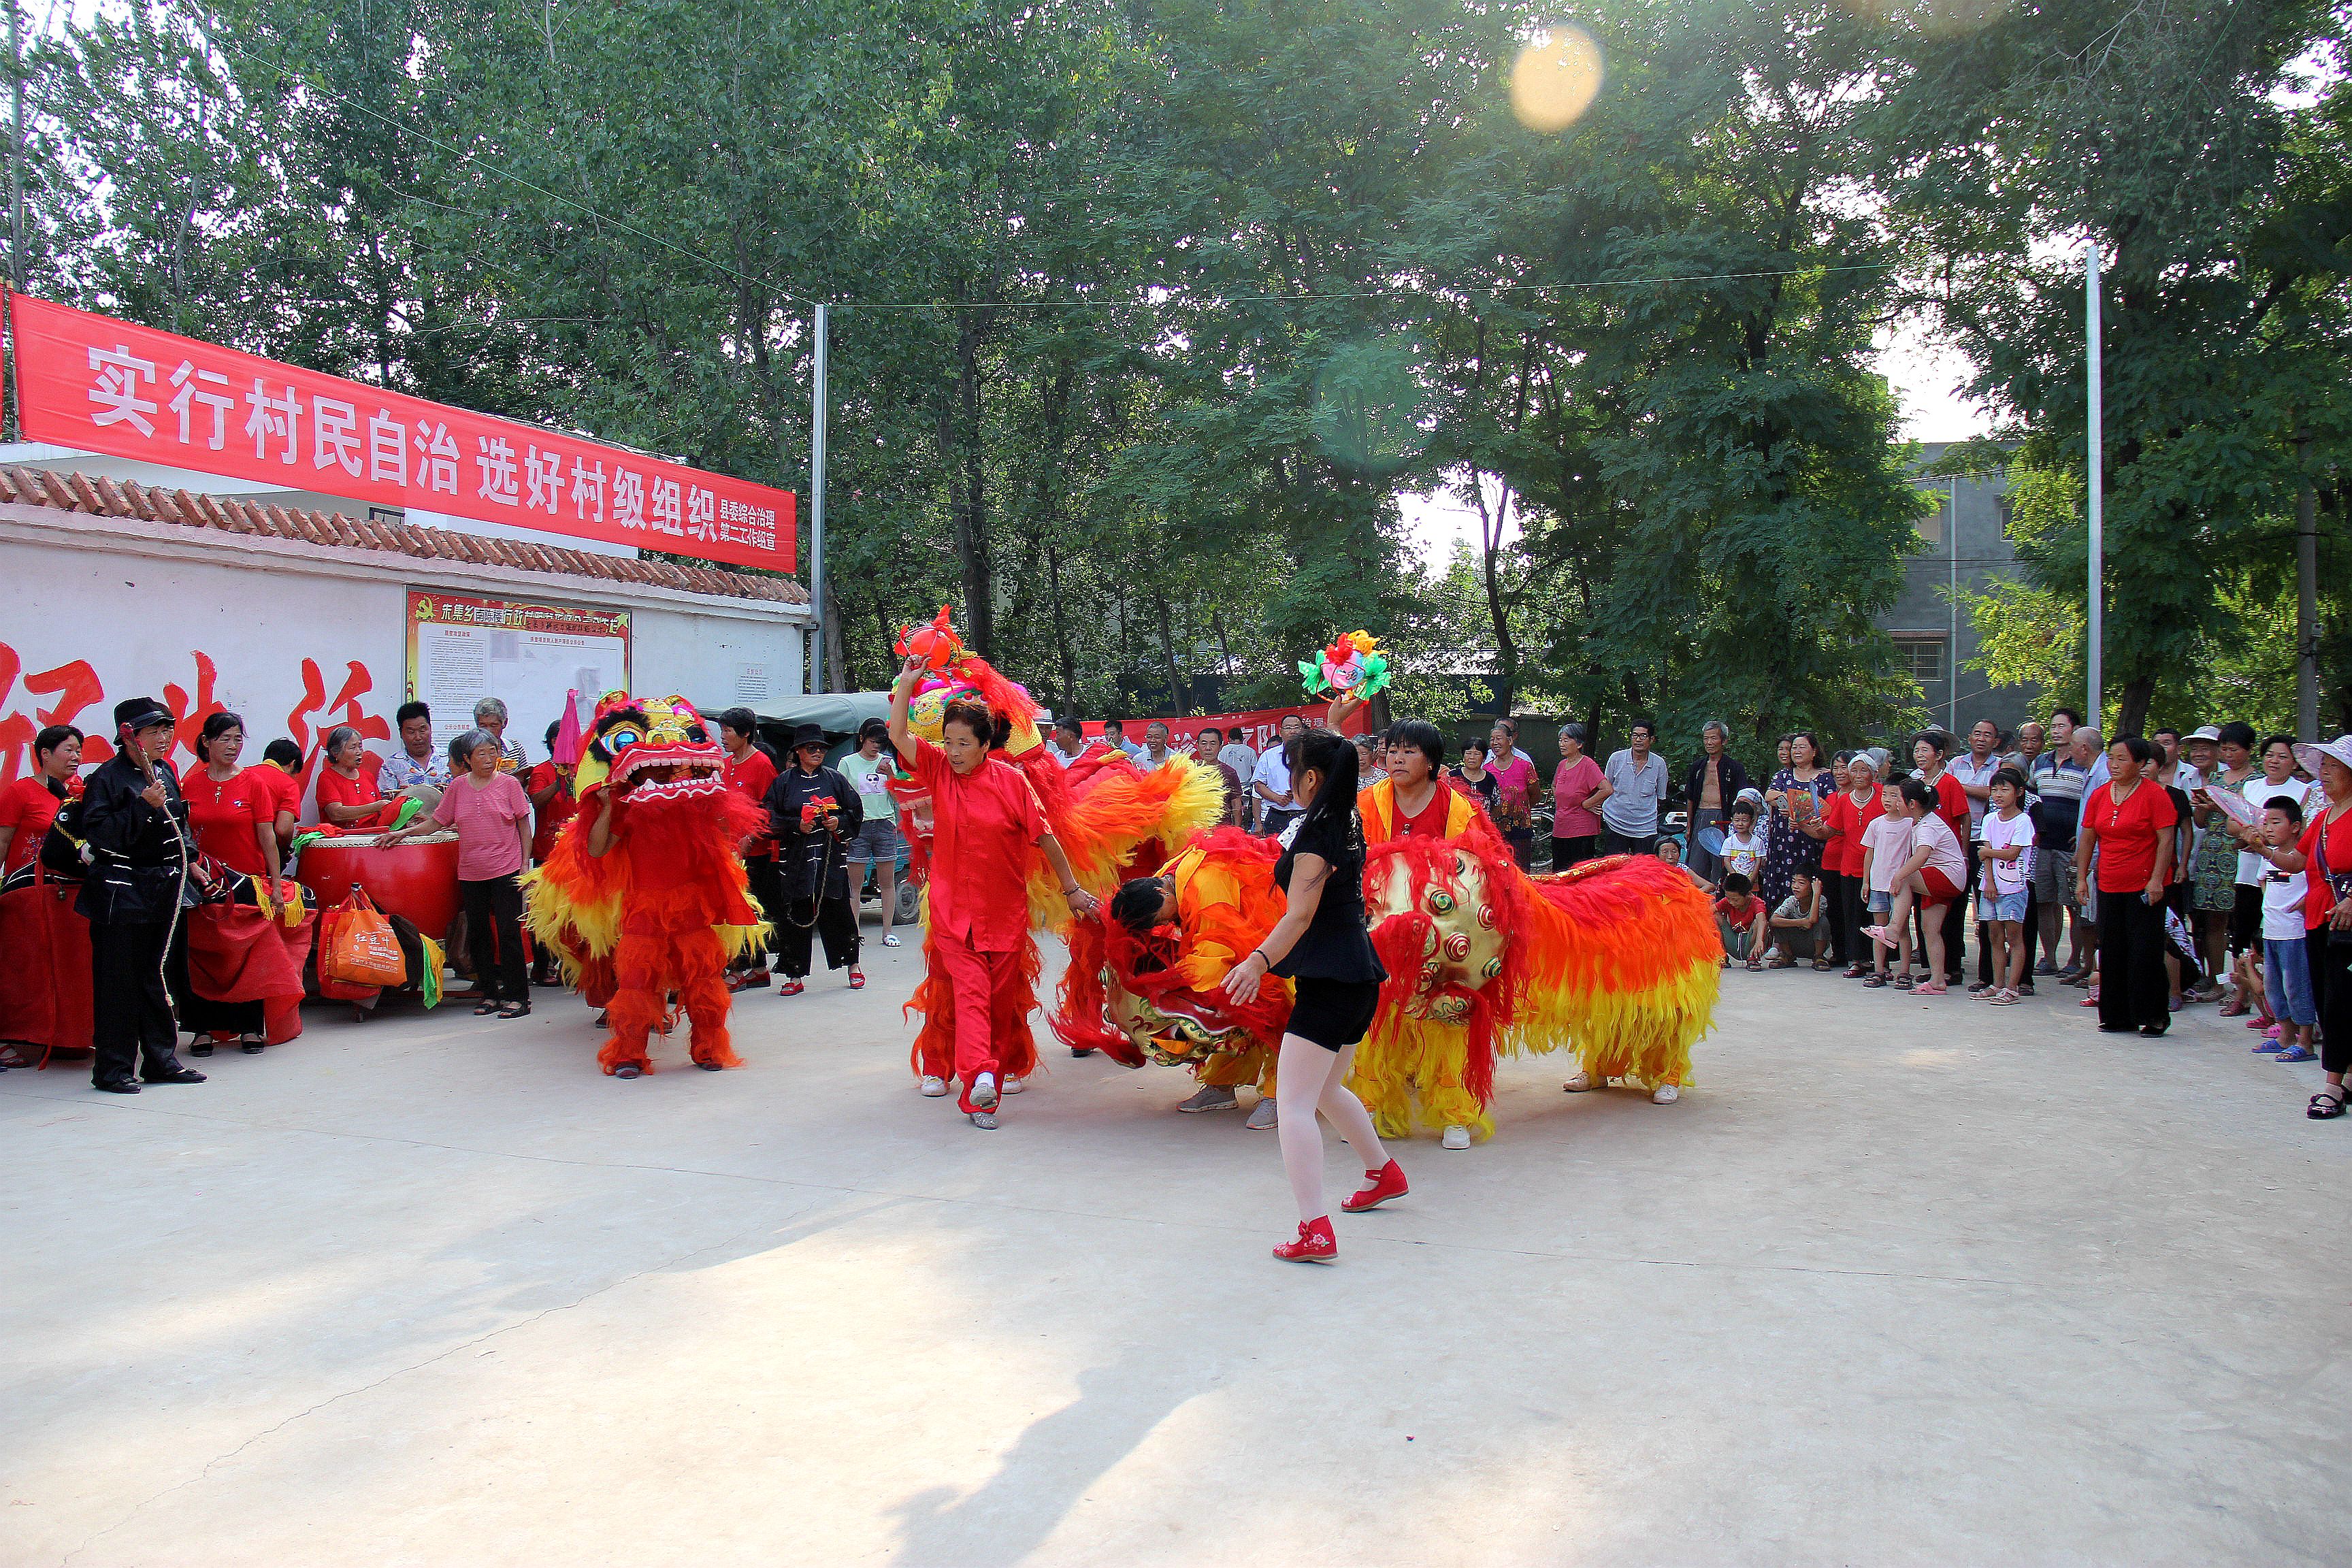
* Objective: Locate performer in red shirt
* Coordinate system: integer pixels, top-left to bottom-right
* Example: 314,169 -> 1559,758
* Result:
2074,736 -> 2177,1036
314,727 -> 399,831
251,740 -> 304,853
887,654 -> 1098,1127
180,714 -> 282,881
719,707 -> 781,987
0,723 -> 82,875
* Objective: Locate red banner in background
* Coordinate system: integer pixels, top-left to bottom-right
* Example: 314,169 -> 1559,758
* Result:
1079,701 -> 1365,757
7,293 -> 796,574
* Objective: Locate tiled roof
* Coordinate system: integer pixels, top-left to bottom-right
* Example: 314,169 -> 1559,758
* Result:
0,465 -> 809,606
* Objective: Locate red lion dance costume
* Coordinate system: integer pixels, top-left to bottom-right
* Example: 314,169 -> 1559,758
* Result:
891,612 -> 1224,1095
1352,776 -> 1719,1141
523,693 -> 770,1076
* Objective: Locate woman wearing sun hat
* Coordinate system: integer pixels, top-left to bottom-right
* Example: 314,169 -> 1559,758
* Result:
2242,734 -> 2352,1117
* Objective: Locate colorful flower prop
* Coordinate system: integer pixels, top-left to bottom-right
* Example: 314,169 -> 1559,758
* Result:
895,605 -> 966,671
1298,630 -> 1391,699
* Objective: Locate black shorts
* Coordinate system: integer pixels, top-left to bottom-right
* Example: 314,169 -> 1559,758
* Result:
1286,976 -> 1382,1051
2231,883 -> 2261,953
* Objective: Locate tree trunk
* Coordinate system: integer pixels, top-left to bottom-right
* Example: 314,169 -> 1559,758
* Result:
2117,676 -> 2155,740
1154,589 -> 1182,713
822,581 -> 848,694
1046,540 -> 1075,713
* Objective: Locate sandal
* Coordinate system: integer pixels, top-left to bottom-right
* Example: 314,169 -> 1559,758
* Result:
497,1002 -> 530,1019
1915,980 -> 1948,996
1745,958 -> 1763,971
1863,973 -> 1888,988
1987,987 -> 2020,1006
1812,957 -> 1833,972
2310,1085 -> 2347,1120
849,970 -> 866,991
1843,964 -> 1868,979
474,1001 -> 500,1016
1891,973 -> 1914,990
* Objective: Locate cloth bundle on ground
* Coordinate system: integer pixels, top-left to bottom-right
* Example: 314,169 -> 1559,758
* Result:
185,877 -> 317,1045
0,864 -> 93,1066
523,692 -> 770,1075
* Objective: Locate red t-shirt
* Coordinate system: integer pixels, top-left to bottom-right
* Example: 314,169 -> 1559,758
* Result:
526,761 -> 579,862
2085,779 -> 2175,894
181,766 -> 274,876
723,747 -> 779,859
1920,770 -> 1969,843
909,740 -> 1044,952
316,763 -> 395,830
251,763 -> 301,836
1394,786 -> 1453,839
2296,804 -> 2352,929
1818,789 -> 1882,879
0,774 -> 65,874
1715,894 -> 1763,926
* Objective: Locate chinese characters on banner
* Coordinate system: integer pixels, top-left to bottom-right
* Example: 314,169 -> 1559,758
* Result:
9,294 -> 798,574
1078,700 -> 1364,756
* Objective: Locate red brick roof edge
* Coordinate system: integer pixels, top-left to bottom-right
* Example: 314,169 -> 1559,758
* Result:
0,466 -> 810,606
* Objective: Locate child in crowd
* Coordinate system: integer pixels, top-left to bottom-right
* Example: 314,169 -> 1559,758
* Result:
1865,777 -> 1968,994
1858,781 -> 1914,987
1977,766 -> 2036,1004
1715,872 -> 1767,969
1767,868 -> 1827,968
2247,796 -> 2317,1061
1718,798 -> 1766,891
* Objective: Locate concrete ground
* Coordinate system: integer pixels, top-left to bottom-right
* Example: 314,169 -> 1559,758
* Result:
5,929 -> 2349,1567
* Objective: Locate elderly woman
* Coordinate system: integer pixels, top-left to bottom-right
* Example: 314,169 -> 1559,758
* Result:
473,698 -> 529,773
314,725 -> 400,832
380,729 -> 536,1017
2076,736 -> 2177,1036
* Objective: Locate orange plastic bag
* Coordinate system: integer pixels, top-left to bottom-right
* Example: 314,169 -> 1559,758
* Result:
321,887 -> 408,988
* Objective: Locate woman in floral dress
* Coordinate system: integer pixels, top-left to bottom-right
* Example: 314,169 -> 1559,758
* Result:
1762,731 -> 1836,916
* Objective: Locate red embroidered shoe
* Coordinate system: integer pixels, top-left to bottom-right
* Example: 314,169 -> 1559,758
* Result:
1341,1160 -> 1409,1212
1273,1217 -> 1337,1263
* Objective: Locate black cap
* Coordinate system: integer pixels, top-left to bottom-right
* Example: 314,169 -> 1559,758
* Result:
113,696 -> 172,733
791,723 -> 827,752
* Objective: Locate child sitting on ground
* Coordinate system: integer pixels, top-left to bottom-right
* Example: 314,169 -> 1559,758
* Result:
1767,868 -> 1828,968
1865,777 -> 1968,994
1857,781 -> 1914,987
1718,798 -> 1765,892
1977,766 -> 2036,1004
1715,872 -> 1767,969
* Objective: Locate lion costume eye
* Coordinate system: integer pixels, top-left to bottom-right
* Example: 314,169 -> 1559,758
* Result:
606,725 -> 644,752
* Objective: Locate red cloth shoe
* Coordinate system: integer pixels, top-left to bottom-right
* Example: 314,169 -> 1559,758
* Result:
1341,1160 -> 1409,1213
778,979 -> 805,997
1273,1217 -> 1337,1263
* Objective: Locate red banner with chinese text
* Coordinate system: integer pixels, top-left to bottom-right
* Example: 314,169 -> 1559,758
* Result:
7,293 -> 796,574
1078,701 -> 1365,757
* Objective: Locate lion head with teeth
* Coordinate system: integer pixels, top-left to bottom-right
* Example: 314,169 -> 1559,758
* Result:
572,691 -> 728,809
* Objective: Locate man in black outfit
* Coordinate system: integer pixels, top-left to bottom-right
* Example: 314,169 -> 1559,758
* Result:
764,723 -> 864,995
78,697 -> 206,1093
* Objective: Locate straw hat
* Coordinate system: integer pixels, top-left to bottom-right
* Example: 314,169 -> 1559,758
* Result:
2292,735 -> 2352,779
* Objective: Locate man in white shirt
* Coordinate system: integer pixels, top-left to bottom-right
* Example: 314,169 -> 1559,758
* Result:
1589,719 -> 1670,853
1137,721 -> 1177,772
1218,728 -> 1258,829
1256,714 -> 1305,837
1047,717 -> 1087,767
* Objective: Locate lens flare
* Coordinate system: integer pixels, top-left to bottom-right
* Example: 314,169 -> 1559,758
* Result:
1509,26 -> 1603,134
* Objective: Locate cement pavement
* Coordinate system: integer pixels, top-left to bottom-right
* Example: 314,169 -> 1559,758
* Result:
4,935 -> 2348,1565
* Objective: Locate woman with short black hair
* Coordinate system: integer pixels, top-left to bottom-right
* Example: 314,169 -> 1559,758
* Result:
2076,736 -> 2176,1036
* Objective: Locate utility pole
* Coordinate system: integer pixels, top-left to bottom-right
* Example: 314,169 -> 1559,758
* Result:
2298,429 -> 2319,741
7,0 -> 20,294
808,302 -> 828,693
2085,242 -> 2102,728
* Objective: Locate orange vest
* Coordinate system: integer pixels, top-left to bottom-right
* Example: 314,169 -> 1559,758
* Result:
1358,777 -> 1479,846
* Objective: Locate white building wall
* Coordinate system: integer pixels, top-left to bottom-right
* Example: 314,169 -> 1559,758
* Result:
0,504 -> 806,813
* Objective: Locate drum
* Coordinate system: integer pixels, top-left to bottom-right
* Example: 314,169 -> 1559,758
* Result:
297,838 -> 463,943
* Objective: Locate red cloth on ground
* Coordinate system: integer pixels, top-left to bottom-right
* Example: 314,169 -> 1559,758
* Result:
182,767 -> 274,877
527,762 -> 578,864
2085,779 -> 2175,894
0,869 -> 92,1062
723,748 -> 779,859
186,902 -> 317,1044
0,776 -> 65,875
316,764 -> 397,831
908,739 -> 1043,951
934,934 -> 1028,1113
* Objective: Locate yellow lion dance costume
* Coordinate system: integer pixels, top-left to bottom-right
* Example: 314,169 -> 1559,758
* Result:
523,693 -> 770,1077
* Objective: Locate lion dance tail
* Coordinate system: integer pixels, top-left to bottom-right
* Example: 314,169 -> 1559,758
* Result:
1511,855 -> 1720,1088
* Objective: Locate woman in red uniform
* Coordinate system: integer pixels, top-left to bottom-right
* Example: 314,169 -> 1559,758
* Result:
178,712 -> 285,1054
2074,735 -> 2176,1037
886,653 -> 1098,1128
314,725 -> 399,831
0,724 -> 82,875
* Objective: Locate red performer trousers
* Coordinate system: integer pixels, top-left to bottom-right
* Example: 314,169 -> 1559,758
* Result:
936,936 -> 1025,1113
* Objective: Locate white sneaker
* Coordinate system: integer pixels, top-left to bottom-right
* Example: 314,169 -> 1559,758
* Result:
1650,1083 -> 1679,1105
1563,1069 -> 1595,1093
881,933 -> 902,947
970,1071 -> 998,1109
1001,1075 -> 1025,1095
1178,1085 -> 1240,1113
969,1109 -> 998,1129
1441,1125 -> 1471,1150
918,1075 -> 949,1097
1245,1098 -> 1278,1130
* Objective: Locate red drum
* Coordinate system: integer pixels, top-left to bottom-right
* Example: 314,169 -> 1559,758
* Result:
297,838 -> 463,943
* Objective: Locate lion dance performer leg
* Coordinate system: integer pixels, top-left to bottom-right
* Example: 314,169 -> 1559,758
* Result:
523,694 -> 770,1077
1351,719 -> 1720,1145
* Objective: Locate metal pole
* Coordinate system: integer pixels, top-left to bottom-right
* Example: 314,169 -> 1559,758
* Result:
7,0 -> 21,293
2085,242 -> 2102,729
808,301 -> 828,693
1948,474 -> 1959,734
2298,431 -> 2319,740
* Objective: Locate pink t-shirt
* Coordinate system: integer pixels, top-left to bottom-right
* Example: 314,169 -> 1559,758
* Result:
1488,753 -> 1536,832
1861,813 -> 1916,894
1550,755 -> 1605,838
431,772 -> 534,881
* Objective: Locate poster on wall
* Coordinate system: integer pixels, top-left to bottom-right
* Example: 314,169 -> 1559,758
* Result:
406,591 -> 630,762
